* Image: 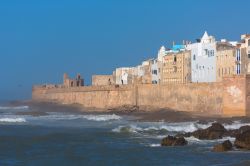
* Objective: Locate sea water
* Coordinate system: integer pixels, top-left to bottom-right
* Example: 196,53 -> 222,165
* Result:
0,105 -> 250,166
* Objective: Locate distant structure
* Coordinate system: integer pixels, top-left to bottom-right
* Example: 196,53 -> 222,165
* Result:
150,59 -> 160,84
239,34 -> 250,74
40,32 -> 250,87
92,75 -> 114,86
186,31 -> 217,83
63,73 -> 84,87
216,40 -> 236,82
161,50 -> 191,84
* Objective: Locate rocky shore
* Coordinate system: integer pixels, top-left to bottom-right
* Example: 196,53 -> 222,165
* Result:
161,122 -> 250,152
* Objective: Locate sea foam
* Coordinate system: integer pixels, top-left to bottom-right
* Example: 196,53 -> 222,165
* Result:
0,106 -> 29,110
39,113 -> 122,122
0,117 -> 26,123
82,114 -> 121,121
112,121 -> 213,134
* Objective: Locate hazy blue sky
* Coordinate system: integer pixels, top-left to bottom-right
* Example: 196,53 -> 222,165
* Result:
0,0 -> 250,100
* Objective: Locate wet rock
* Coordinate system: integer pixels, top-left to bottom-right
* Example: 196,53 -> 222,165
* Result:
108,105 -> 139,113
161,136 -> 187,146
234,130 -> 250,150
183,122 -> 227,140
212,140 -> 233,152
225,125 -> 250,138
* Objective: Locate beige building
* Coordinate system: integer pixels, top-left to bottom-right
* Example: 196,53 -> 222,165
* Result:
92,75 -> 114,86
161,51 -> 191,84
137,60 -> 152,84
239,34 -> 250,74
113,67 -> 138,85
216,42 -> 236,82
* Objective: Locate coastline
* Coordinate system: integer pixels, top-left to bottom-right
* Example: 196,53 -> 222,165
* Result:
9,100 -> 250,124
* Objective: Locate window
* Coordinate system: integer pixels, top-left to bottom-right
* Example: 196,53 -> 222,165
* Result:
248,39 -> 250,46
204,49 -> 208,55
153,70 -> 158,75
174,56 -> 177,62
173,66 -> 177,72
248,54 -> 250,58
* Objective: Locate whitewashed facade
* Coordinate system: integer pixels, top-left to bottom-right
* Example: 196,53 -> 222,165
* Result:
187,31 -> 217,82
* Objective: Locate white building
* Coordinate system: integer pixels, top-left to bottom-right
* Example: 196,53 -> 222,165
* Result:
150,59 -> 160,84
114,67 -> 130,85
186,31 -> 217,82
157,46 -> 166,62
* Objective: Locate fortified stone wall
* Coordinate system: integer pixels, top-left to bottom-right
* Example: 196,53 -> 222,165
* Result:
32,85 -> 136,109
33,83 -> 223,115
137,83 -> 223,115
32,75 -> 250,116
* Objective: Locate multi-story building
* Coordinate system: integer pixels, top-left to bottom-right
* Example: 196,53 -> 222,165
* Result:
187,31 -> 217,83
216,41 -> 236,82
137,60 -> 152,84
113,67 -> 137,85
161,50 -> 191,84
150,59 -> 160,84
238,34 -> 250,74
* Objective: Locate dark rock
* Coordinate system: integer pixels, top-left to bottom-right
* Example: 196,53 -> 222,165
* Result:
161,135 -> 187,146
234,130 -> 250,150
191,122 -> 227,140
225,125 -> 250,138
212,140 -> 233,152
108,105 -> 139,113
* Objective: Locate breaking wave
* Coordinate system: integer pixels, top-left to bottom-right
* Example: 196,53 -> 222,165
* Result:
149,144 -> 161,147
223,121 -> 250,130
38,113 -> 122,122
81,114 -> 122,121
0,106 -> 29,110
112,120 -> 250,136
112,122 -> 213,134
185,136 -> 236,144
0,117 -> 26,123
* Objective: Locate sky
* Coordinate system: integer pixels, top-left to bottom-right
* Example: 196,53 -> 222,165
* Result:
0,0 -> 250,101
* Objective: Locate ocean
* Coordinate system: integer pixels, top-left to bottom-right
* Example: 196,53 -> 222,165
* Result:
0,105 -> 250,166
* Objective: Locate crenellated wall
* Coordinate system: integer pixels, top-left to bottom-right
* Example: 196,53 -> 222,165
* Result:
32,75 -> 250,116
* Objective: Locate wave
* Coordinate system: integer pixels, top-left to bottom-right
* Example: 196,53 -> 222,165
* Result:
82,114 -> 121,121
0,117 -> 26,123
37,113 -> 122,122
0,106 -> 29,110
149,144 -> 161,147
112,122 -> 213,134
186,136 -> 236,144
223,121 -> 250,130
112,125 -> 143,133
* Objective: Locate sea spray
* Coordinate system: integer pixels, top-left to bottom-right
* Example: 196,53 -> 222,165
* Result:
0,117 -> 26,123
0,106 -> 29,110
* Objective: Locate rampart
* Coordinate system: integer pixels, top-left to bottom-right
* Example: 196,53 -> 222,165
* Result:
32,75 -> 250,116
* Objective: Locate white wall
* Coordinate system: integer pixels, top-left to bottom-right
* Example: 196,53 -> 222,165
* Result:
187,32 -> 217,83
